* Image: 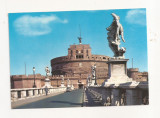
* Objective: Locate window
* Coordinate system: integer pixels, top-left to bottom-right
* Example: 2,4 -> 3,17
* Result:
81,55 -> 83,58
76,55 -> 83,59
76,55 -> 78,59
86,50 -> 88,56
71,50 -> 73,56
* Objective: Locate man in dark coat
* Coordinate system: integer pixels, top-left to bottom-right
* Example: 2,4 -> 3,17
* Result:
45,86 -> 48,96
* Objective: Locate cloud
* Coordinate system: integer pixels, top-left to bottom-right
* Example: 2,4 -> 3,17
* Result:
125,9 -> 146,26
14,15 -> 68,36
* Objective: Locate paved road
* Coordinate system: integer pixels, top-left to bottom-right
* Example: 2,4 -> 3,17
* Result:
11,91 -> 65,109
14,89 -> 84,109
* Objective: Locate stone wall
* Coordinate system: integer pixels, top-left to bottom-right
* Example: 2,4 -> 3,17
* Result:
11,74 -> 45,89
11,70 -> 148,89
51,56 -> 109,76
127,68 -> 148,82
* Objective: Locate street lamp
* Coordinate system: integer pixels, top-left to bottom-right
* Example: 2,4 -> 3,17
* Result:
94,64 -> 97,85
33,67 -> 36,88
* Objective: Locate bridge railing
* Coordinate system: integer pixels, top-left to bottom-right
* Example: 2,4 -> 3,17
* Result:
11,87 -> 66,102
87,81 -> 149,106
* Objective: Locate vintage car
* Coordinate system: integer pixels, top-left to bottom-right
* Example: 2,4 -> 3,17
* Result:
66,87 -> 72,92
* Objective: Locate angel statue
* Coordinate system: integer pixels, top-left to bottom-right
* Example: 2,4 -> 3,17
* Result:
45,66 -> 50,77
91,65 -> 96,79
107,13 -> 126,58
61,75 -> 64,84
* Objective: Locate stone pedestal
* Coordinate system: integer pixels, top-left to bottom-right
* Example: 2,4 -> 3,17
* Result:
39,89 -> 43,95
11,91 -> 18,101
104,58 -> 132,86
35,89 -> 38,96
43,77 -> 53,88
28,90 -> 33,97
90,79 -> 95,86
71,84 -> 74,90
60,82 -> 65,87
21,91 -> 26,98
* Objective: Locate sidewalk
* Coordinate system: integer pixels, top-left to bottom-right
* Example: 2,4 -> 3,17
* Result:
11,92 -> 65,109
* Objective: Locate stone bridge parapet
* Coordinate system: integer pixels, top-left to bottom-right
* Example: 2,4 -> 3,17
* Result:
87,81 -> 149,106
11,87 -> 66,102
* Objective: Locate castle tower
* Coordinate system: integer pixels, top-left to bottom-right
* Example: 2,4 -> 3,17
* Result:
50,36 -> 109,88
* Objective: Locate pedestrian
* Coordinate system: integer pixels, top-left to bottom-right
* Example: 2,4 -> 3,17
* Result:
45,86 -> 48,96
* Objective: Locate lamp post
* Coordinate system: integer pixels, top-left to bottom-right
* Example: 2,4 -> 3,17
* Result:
33,67 -> 36,88
94,64 -> 97,85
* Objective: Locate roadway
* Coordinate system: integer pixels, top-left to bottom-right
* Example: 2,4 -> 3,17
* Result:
14,89 -> 84,109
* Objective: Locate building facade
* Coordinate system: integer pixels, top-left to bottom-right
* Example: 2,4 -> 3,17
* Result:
127,68 -> 148,82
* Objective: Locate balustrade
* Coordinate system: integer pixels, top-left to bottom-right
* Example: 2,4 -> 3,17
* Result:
11,87 -> 66,102
87,82 -> 149,106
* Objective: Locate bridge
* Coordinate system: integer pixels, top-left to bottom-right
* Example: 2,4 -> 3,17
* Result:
11,81 -> 148,109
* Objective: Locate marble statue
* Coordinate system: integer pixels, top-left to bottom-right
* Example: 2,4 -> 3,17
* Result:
67,79 -> 70,86
87,75 -> 90,86
43,66 -> 53,88
60,75 -> 65,87
107,13 -> 126,58
61,75 -> 64,83
45,67 -> 50,77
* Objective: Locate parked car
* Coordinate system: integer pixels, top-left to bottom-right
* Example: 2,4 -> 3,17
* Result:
66,87 -> 72,92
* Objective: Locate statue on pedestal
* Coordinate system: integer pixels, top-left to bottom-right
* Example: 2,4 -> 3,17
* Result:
43,66 -> 53,88
60,75 -> 65,87
71,80 -> 74,90
107,13 -> 126,58
87,75 -> 91,87
61,75 -> 64,83
91,65 -> 97,86
102,13 -> 133,86
67,79 -> 70,87
45,66 -> 50,77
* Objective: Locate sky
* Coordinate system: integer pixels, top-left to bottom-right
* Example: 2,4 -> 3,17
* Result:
9,8 -> 147,75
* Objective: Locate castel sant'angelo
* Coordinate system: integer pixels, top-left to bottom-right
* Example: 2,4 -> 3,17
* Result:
11,36 -> 148,89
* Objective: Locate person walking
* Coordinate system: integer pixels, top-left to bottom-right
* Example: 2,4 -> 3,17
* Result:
45,86 -> 48,96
